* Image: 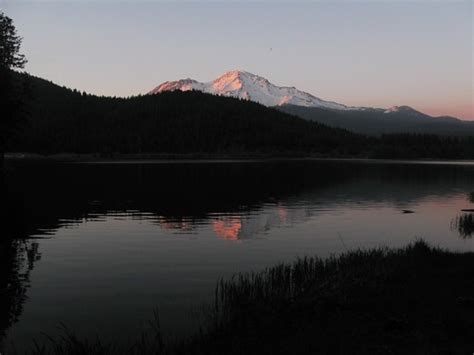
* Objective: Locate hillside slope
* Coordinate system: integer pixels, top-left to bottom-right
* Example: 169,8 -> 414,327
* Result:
8,72 -> 367,156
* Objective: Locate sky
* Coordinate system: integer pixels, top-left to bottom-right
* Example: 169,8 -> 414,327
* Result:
2,0 -> 473,119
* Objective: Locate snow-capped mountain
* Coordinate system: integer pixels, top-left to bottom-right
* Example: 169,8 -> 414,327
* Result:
149,70 -> 363,111
148,70 -> 467,127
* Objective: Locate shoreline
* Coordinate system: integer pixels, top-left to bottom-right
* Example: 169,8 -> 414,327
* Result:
4,152 -> 474,165
9,240 -> 474,355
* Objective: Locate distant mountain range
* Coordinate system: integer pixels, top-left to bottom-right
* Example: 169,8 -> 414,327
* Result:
278,105 -> 474,136
151,70 -> 473,136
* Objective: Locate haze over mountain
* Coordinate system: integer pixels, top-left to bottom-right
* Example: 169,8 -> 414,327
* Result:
151,70 -> 473,136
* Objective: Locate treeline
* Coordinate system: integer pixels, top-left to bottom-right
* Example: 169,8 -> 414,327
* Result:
373,134 -> 474,159
6,72 -> 474,159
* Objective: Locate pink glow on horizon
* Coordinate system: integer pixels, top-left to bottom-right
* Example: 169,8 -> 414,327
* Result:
421,105 -> 473,121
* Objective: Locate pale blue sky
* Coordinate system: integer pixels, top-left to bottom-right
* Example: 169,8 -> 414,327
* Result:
2,0 -> 472,119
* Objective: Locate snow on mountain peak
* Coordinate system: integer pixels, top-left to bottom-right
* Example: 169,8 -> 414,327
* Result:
211,70 -> 247,92
149,70 -> 362,111
384,105 -> 423,115
152,78 -> 201,93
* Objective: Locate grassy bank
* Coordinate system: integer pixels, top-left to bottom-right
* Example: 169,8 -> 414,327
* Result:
20,241 -> 474,355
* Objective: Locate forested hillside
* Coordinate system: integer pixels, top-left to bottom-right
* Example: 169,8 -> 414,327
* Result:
6,72 -> 474,159
7,72 -> 367,156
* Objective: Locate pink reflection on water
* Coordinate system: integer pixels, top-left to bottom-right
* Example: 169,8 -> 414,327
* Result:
213,217 -> 242,241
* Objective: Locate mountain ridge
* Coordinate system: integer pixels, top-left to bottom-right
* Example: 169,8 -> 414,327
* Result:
278,104 -> 473,136
149,70 -> 466,122
150,70 -> 473,135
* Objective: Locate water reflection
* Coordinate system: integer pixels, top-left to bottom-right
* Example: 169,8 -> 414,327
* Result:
4,160 -> 474,241
1,180 -> 40,349
0,239 -> 41,349
2,159 -> 474,350
213,217 -> 242,240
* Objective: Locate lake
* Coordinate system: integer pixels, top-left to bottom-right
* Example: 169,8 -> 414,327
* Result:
2,159 -> 474,351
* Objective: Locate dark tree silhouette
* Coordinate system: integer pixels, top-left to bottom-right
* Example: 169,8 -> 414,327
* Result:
0,13 -> 33,350
0,13 -> 26,68
0,11 -> 27,170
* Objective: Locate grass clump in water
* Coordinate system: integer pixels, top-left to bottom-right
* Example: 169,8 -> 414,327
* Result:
453,213 -> 474,239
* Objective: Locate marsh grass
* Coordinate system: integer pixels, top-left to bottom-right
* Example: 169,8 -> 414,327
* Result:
17,312 -> 164,355
23,241 -> 474,355
452,213 -> 474,238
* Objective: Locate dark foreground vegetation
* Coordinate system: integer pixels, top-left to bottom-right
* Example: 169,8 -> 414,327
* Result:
15,241 -> 474,355
5,72 -> 474,160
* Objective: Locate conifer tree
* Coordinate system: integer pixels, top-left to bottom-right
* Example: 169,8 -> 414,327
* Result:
0,12 -> 27,168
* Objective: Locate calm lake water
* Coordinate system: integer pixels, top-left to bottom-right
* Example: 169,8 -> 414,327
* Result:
2,159 -> 474,351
